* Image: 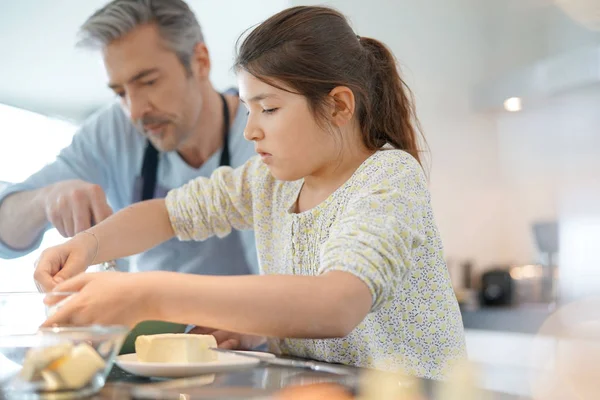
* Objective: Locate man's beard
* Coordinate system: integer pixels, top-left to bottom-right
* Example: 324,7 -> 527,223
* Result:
135,114 -> 172,136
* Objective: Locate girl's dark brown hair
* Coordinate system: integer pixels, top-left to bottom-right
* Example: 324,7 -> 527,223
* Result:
234,6 -> 427,165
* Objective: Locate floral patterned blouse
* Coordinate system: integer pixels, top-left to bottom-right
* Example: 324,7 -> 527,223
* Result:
166,149 -> 466,379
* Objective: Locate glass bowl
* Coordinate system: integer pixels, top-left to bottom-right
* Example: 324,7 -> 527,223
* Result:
0,292 -> 128,399
0,292 -> 76,336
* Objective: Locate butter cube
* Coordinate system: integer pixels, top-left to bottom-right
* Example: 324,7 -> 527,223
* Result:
135,333 -> 217,363
20,343 -> 73,381
40,369 -> 63,391
43,343 -> 106,390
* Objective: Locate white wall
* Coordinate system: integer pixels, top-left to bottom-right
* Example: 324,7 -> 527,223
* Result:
189,0 -> 288,91
496,85 -> 600,299
479,0 -> 552,78
547,1 -> 600,55
481,1 -> 600,298
480,0 -> 600,79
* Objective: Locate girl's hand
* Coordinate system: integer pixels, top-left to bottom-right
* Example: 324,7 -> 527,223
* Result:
42,272 -> 155,328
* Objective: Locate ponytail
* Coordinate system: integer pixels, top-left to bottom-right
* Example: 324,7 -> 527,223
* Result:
359,37 -> 425,165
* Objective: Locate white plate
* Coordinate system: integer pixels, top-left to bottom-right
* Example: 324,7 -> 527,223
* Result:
115,351 -> 275,378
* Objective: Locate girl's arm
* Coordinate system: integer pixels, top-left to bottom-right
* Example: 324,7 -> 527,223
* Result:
148,270 -> 373,338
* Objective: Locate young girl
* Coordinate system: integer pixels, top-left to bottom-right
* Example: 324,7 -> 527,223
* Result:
40,6 -> 466,379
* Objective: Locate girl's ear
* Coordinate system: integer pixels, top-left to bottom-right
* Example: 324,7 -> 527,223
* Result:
328,86 -> 355,127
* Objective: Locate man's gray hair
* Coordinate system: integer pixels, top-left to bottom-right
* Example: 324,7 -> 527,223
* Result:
78,0 -> 204,70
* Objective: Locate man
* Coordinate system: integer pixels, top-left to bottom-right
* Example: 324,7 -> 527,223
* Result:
0,0 -> 258,291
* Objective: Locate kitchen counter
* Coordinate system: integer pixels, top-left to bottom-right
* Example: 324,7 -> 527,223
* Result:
85,363 -> 527,399
461,304 -> 554,334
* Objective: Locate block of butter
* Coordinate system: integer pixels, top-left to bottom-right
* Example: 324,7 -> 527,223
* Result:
41,343 -> 106,390
20,342 -> 73,381
135,333 -> 218,363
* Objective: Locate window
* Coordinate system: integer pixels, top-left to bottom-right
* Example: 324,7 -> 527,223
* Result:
0,104 -> 78,292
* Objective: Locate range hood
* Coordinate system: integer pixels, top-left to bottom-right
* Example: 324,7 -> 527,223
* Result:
472,45 -> 600,112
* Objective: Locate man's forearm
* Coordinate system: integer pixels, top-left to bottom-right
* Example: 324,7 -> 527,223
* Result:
0,189 -> 48,251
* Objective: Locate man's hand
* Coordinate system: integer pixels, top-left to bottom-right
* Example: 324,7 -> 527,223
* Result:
43,180 -> 113,237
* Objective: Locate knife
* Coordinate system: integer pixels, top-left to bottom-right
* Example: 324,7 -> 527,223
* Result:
210,348 -> 354,376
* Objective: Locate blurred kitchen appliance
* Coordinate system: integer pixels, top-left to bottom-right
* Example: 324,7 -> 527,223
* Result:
452,260 -> 479,311
532,221 -> 559,304
480,268 -> 514,306
510,264 -> 544,304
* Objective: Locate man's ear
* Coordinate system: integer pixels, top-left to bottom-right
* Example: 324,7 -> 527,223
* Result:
189,42 -> 211,80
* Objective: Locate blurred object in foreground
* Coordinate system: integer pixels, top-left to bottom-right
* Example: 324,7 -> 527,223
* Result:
531,296 -> 600,400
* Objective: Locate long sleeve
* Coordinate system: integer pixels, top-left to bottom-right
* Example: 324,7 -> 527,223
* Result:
319,153 -> 430,311
165,155 -> 267,241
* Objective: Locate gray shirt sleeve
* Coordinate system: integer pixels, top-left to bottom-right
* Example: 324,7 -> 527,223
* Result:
0,104 -> 124,259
